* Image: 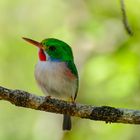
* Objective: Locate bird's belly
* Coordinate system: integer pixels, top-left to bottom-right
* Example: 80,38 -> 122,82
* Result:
35,61 -> 77,100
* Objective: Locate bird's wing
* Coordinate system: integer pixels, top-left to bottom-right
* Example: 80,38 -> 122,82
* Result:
67,61 -> 79,100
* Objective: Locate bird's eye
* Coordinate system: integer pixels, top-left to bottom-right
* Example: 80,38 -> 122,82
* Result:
49,46 -> 56,51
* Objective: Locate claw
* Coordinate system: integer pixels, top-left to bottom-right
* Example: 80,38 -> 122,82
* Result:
70,96 -> 76,107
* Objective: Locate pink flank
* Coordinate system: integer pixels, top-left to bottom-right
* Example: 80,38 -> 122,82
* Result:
65,68 -> 76,80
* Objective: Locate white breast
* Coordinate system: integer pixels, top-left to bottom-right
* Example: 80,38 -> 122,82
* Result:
34,60 -> 77,100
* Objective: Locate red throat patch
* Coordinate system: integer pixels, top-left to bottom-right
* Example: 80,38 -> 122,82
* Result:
38,49 -> 46,61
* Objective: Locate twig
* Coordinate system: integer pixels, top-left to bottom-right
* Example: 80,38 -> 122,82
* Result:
120,0 -> 133,36
0,86 -> 140,124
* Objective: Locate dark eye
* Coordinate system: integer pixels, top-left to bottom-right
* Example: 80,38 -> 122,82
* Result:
49,46 -> 56,51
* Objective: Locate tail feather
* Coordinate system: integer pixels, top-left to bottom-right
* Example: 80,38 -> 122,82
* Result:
63,114 -> 71,131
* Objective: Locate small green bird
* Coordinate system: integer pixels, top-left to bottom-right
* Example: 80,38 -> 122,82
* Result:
22,37 -> 79,131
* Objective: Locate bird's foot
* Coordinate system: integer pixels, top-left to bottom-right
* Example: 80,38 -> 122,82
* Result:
70,96 -> 76,107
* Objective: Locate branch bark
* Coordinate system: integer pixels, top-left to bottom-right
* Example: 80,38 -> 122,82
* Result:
0,86 -> 140,124
120,0 -> 133,36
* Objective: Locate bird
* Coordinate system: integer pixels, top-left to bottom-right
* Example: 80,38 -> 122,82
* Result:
22,37 -> 79,131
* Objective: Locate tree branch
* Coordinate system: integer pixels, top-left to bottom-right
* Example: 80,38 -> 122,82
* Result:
120,0 -> 133,36
0,86 -> 140,124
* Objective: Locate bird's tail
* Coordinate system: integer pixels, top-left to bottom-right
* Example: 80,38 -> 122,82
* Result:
63,114 -> 71,131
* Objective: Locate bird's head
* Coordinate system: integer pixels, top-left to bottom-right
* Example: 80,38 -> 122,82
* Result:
22,37 -> 74,62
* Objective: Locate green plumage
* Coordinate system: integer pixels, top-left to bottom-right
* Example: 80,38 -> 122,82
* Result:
41,38 -> 74,61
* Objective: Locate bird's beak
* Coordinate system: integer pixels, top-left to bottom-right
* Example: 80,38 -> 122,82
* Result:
22,37 -> 45,50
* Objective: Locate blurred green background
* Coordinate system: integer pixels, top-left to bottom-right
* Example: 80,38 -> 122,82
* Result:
0,0 -> 140,140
